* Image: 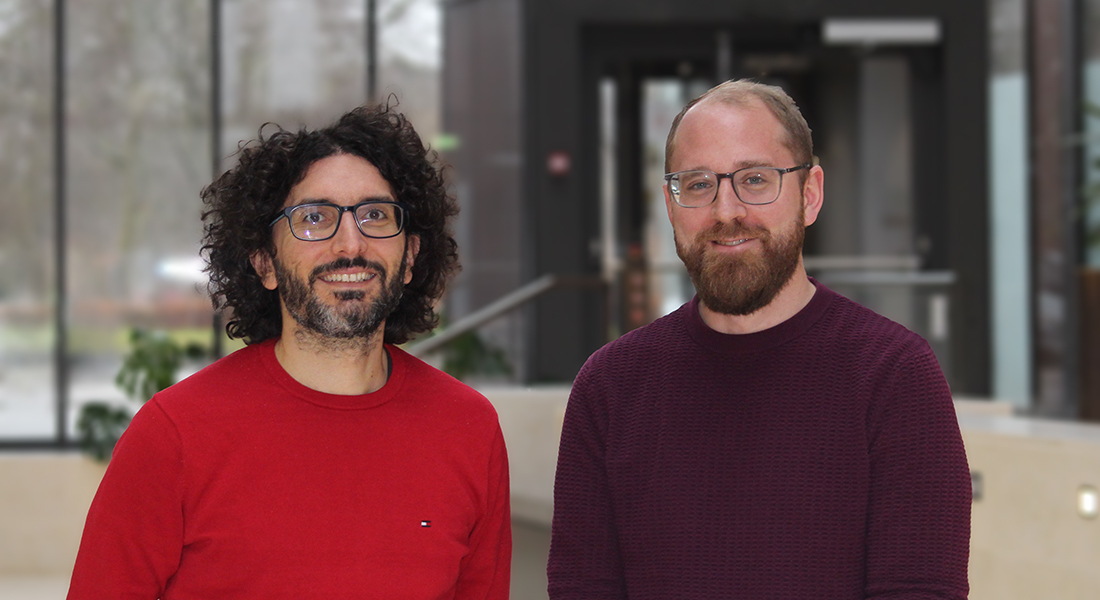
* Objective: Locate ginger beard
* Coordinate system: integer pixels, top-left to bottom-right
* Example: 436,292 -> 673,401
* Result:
273,252 -> 407,340
675,203 -> 805,317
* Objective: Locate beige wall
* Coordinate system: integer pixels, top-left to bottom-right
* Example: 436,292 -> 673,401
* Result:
0,454 -> 105,576
4,392 -> 1100,600
484,386 -> 569,525
963,416 -> 1100,599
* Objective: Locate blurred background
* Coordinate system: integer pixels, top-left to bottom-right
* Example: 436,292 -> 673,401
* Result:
1,0 -> 1099,598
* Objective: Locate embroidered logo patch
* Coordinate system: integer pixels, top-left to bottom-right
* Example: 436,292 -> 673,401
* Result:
420,520 -> 432,528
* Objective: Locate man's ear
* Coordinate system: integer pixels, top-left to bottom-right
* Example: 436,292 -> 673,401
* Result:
664,183 -> 675,223
404,235 -> 421,285
250,250 -> 278,291
801,165 -> 825,227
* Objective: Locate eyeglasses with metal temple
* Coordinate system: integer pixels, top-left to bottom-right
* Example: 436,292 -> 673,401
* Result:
664,164 -> 811,208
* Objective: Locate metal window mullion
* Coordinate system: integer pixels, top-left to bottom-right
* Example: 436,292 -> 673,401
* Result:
367,0 -> 377,102
211,0 -> 224,359
54,0 -> 69,446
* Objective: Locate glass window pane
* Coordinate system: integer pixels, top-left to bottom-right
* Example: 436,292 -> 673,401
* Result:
988,0 -> 1031,405
0,0 -> 56,440
222,0 -> 366,156
66,0 -> 213,436
376,0 -> 441,145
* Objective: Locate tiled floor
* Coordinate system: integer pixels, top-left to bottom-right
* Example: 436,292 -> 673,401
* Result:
0,520 -> 552,600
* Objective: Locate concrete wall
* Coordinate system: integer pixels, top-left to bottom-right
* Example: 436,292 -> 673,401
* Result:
4,391 -> 1100,600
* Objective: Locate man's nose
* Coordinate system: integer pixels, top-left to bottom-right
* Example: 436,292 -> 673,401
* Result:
330,210 -> 370,253
712,176 -> 748,222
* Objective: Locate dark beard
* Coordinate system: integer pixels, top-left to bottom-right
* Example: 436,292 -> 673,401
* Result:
676,212 -> 805,316
274,253 -> 406,340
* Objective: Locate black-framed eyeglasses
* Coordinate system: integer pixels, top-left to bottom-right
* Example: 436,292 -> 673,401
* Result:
664,164 -> 811,208
270,200 -> 409,241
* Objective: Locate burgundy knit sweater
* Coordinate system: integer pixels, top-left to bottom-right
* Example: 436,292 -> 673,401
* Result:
548,281 -> 970,599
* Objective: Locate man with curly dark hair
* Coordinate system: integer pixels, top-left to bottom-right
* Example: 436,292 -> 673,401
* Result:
69,105 -> 512,599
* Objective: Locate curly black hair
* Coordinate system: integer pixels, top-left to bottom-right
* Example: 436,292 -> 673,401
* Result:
200,103 -> 459,345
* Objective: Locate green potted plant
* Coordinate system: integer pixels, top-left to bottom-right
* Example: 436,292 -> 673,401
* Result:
77,329 -> 208,462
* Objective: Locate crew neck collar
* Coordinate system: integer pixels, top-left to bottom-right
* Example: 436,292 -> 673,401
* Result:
684,278 -> 834,355
256,338 -> 408,410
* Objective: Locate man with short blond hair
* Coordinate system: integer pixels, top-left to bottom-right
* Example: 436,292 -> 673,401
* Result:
548,80 -> 970,599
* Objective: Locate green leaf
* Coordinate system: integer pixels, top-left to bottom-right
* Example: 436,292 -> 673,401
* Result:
114,328 -> 207,402
76,402 -> 133,463
441,330 -> 512,380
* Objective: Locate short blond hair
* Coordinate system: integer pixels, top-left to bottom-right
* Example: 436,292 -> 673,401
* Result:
664,79 -> 813,176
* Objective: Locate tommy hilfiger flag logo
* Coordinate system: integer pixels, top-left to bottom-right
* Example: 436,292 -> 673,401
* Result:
421,520 -> 431,528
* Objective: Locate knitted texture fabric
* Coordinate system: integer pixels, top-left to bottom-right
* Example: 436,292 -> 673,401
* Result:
548,281 -> 970,599
68,340 -> 511,600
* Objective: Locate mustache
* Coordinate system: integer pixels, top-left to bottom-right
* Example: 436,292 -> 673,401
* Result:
308,256 -> 387,284
697,221 -> 770,241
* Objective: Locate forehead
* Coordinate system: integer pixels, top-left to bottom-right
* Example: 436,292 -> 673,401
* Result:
285,153 -> 394,208
671,99 -> 792,170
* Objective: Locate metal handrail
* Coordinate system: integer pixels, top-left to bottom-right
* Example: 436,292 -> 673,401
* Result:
813,270 -> 956,286
804,254 -> 922,271
406,274 -> 559,357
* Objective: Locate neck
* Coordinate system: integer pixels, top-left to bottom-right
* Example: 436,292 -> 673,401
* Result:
697,263 -> 817,335
273,325 -> 390,395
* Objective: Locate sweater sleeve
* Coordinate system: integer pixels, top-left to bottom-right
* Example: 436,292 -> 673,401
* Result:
864,342 -> 971,600
455,423 -> 512,600
547,358 -> 628,600
67,399 -> 184,599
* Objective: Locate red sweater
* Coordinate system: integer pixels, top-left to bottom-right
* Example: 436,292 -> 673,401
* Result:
549,281 -> 970,599
68,341 -> 510,600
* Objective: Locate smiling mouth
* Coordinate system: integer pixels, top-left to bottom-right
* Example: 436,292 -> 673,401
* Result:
320,272 -> 375,283
713,239 -> 750,247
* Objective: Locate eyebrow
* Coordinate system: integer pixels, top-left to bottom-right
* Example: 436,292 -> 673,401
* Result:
288,195 -> 395,208
679,160 -> 779,173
